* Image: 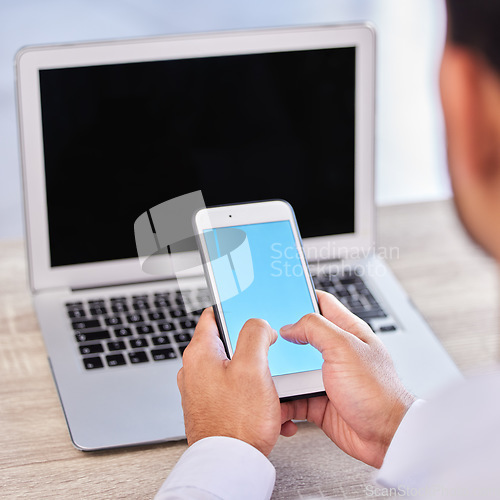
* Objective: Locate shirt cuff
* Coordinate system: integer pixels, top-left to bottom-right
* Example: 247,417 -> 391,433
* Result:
155,436 -> 276,500
376,399 -> 426,488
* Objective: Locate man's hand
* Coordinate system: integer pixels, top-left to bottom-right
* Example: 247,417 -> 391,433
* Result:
177,308 -> 281,457
280,291 -> 416,468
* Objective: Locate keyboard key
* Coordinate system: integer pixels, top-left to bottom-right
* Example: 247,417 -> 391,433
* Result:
180,319 -> 196,329
151,348 -> 177,361
347,297 -> 363,309
129,351 -> 149,364
349,305 -> 369,315
174,332 -> 192,343
126,314 -> 144,323
107,340 -> 126,351
83,356 -> 104,370
68,309 -> 86,319
75,330 -> 110,342
88,299 -> 105,305
355,309 -> 387,321
197,291 -> 210,300
90,306 -> 108,316
133,302 -> 150,311
136,324 -> 154,335
65,301 -> 83,308
152,335 -> 170,346
72,319 -> 100,331
158,321 -> 175,332
314,275 -> 327,284
129,338 -> 149,349
105,316 -> 122,326
379,325 -> 397,332
114,327 -> 133,337
340,275 -> 362,285
170,308 -> 186,318
339,297 -> 349,307
154,298 -> 171,308
79,343 -> 104,355
110,296 -> 127,302
148,311 -> 165,321
111,303 -> 129,313
181,296 -> 193,307
335,288 -> 350,297
106,354 -> 126,367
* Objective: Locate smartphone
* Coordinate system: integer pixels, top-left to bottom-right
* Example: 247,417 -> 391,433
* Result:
194,200 -> 325,400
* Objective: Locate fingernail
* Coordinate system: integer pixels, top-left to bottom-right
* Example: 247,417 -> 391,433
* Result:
280,324 -> 293,333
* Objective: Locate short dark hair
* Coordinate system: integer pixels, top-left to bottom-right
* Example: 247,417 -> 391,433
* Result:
447,0 -> 500,72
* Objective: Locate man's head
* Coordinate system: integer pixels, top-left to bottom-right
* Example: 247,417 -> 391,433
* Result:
441,0 -> 500,260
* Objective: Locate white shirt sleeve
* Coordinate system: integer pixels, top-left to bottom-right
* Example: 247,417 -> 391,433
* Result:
155,436 -> 276,500
376,371 -> 500,499
376,398 -> 427,488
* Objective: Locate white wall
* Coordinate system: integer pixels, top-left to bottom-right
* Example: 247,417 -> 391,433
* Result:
0,0 -> 451,239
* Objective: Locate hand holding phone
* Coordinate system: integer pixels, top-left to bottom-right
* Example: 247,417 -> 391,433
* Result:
194,200 -> 325,399
280,290 -> 416,468
178,307 -> 284,456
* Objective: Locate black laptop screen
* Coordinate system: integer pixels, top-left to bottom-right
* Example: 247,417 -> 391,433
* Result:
39,46 -> 355,267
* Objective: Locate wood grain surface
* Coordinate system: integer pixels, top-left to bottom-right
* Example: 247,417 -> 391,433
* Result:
0,201 -> 498,499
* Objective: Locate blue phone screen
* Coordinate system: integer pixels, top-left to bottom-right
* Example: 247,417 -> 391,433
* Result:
204,220 -> 324,376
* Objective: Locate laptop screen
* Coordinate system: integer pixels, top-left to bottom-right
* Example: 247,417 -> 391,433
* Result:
39,47 -> 355,268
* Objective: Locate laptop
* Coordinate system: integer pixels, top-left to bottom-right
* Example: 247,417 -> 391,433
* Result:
15,24 -> 461,451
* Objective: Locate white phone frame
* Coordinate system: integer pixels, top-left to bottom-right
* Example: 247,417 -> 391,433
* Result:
195,200 -> 325,399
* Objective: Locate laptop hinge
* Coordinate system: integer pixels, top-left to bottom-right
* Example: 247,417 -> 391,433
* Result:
34,286 -> 72,297
71,276 -> 175,293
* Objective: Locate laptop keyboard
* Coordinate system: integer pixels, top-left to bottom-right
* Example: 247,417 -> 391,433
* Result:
313,271 -> 397,332
69,271 -> 396,371
67,290 -> 208,371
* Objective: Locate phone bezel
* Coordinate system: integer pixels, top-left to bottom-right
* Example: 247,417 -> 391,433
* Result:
194,200 -> 325,399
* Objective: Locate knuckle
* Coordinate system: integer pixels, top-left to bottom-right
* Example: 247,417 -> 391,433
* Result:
363,321 -> 379,338
353,318 -> 370,334
241,318 -> 274,344
302,312 -> 322,328
176,367 -> 184,388
243,318 -> 270,331
355,318 -> 379,341
180,343 -> 196,365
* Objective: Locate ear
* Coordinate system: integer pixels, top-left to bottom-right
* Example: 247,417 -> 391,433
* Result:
440,44 -> 493,185
440,43 -> 500,259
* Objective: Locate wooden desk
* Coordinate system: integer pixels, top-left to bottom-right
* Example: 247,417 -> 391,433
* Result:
1,200 -> 498,499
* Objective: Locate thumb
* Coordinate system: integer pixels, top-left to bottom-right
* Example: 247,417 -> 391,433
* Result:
231,318 -> 278,369
280,313 -> 357,354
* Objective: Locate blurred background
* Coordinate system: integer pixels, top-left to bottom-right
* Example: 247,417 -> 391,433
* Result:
0,0 -> 450,240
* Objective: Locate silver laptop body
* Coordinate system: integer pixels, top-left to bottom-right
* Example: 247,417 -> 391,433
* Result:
16,24 -> 461,451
